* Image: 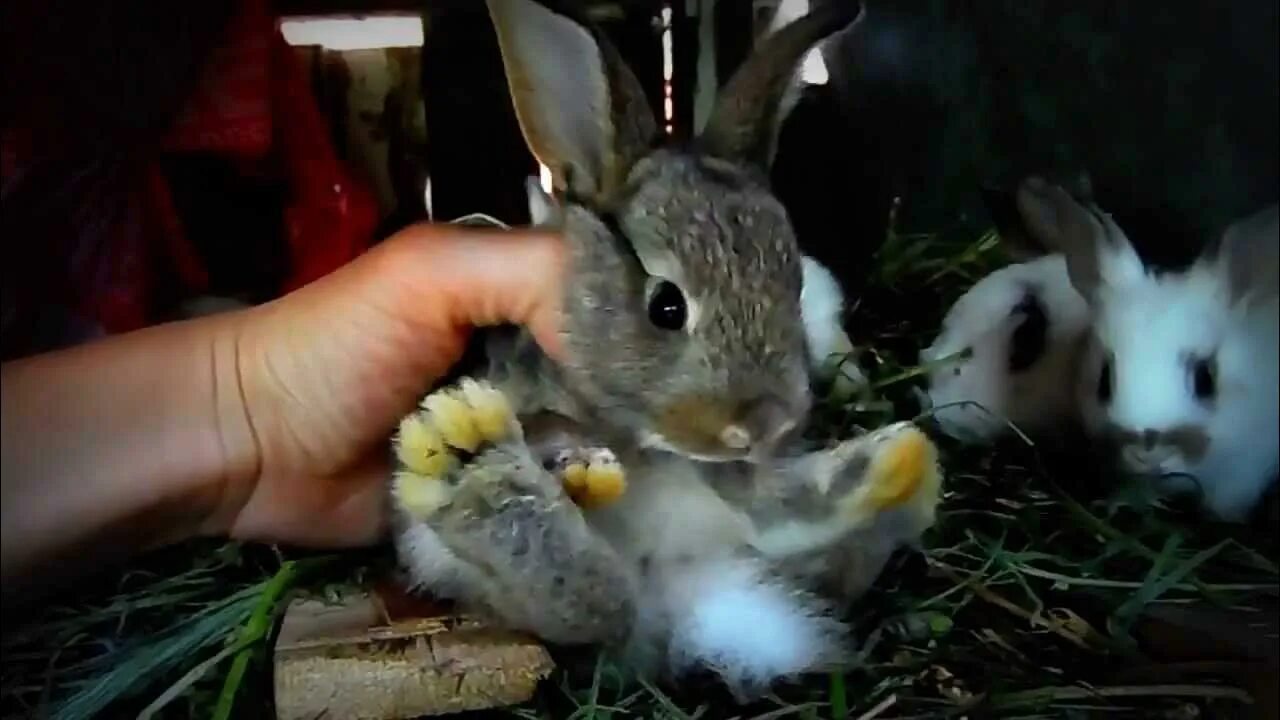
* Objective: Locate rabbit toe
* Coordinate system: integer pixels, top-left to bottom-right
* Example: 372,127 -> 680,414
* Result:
392,377 -> 520,519
549,446 -> 627,509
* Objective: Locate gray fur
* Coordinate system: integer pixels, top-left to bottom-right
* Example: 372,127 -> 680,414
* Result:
422,441 -> 636,645
390,0 -> 933,695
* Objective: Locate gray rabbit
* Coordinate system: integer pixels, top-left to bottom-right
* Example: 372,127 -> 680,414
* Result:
390,0 -> 943,696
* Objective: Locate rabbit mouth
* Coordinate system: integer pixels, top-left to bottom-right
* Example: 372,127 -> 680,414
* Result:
1119,446 -> 1185,477
646,392 -> 805,463
638,430 -> 752,463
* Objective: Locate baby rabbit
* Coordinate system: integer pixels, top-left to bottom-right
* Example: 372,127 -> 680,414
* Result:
964,177 -> 1278,522
922,176 -> 1097,444
390,0 -> 943,697
921,253 -> 1091,444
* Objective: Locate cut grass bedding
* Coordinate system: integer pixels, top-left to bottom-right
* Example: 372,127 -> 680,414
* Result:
3,217 -> 1276,720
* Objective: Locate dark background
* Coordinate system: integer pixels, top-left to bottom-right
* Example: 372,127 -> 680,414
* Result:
3,0 -> 1277,315
410,0 -> 1279,294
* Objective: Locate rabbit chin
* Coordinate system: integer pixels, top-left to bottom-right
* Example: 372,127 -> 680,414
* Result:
1117,451 -> 1208,498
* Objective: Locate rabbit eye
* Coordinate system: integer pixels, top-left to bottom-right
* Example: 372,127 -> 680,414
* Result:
1191,357 -> 1216,401
1096,357 -> 1113,404
647,280 -> 687,331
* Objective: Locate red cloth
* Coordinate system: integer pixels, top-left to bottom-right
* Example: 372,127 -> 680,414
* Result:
161,0 -> 379,294
0,0 -> 378,358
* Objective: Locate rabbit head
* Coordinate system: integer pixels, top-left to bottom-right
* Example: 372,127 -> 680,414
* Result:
487,0 -> 862,462
921,253 -> 1091,444
1011,177 -> 1279,520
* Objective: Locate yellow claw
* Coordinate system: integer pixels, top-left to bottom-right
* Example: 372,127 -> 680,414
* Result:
865,427 -> 935,510
395,413 -> 451,478
842,425 -> 941,528
459,377 -> 513,442
562,463 -> 589,493
579,461 -> 627,509
392,470 -> 452,518
422,390 -> 482,453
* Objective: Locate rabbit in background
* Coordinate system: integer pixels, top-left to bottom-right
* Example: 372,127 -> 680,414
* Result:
925,174 -> 1278,524
920,252 -> 1092,445
921,174 -> 1096,445
389,0 -> 943,698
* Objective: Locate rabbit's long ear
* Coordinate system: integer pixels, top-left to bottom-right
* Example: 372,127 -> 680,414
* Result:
1210,202 -> 1279,304
698,1 -> 862,171
982,186 -> 1044,261
1014,176 -> 1144,303
487,0 -> 656,205
983,172 -> 1095,261
525,176 -> 560,227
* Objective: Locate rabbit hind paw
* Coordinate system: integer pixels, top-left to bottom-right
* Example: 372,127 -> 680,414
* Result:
392,377 -> 518,518
838,422 -> 943,531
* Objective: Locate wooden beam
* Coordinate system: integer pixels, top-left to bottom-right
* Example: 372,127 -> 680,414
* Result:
273,583 -> 555,720
273,0 -> 644,19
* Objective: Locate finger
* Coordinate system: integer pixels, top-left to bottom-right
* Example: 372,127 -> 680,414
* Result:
388,224 -> 568,360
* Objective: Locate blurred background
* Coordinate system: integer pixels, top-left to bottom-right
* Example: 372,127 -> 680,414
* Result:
3,0 -> 1277,360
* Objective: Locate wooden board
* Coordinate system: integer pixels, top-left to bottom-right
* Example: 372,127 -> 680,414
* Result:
273,582 -> 554,720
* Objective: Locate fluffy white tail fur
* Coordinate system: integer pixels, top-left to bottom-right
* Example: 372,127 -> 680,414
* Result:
654,555 -> 847,695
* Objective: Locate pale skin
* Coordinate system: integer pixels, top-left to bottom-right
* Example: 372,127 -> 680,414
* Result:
0,224 -> 566,593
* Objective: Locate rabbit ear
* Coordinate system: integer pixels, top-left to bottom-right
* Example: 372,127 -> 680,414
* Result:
698,2 -> 862,171
525,176 -> 559,226
487,0 -> 656,205
982,186 -> 1044,261
983,172 -> 1096,260
1014,176 -> 1143,303
1210,202 -> 1279,303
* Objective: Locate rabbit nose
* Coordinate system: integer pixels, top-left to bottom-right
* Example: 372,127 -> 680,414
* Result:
1141,429 -> 1160,450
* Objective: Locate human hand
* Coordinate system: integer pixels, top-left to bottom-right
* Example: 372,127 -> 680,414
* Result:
204,224 -> 565,548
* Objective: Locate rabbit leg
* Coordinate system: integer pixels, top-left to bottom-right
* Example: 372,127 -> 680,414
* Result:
752,422 -> 943,578
391,377 -> 636,645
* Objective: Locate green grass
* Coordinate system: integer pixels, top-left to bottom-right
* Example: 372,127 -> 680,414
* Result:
4,216 -> 1276,720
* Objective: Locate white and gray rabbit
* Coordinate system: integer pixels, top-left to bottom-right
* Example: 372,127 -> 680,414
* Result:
921,252 -> 1091,444
942,176 -> 1277,522
390,0 -> 943,698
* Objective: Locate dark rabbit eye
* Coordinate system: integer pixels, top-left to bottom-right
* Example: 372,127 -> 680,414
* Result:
1096,357 -> 1113,404
1192,357 -> 1217,400
648,280 -> 687,331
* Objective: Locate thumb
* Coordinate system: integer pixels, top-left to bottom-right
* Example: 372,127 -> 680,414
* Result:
385,223 -> 567,360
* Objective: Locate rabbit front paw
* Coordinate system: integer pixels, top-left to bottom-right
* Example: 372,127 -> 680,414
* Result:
547,446 -> 627,509
391,377 -> 519,519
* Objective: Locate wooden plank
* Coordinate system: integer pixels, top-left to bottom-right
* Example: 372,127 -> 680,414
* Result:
273,583 -> 554,720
